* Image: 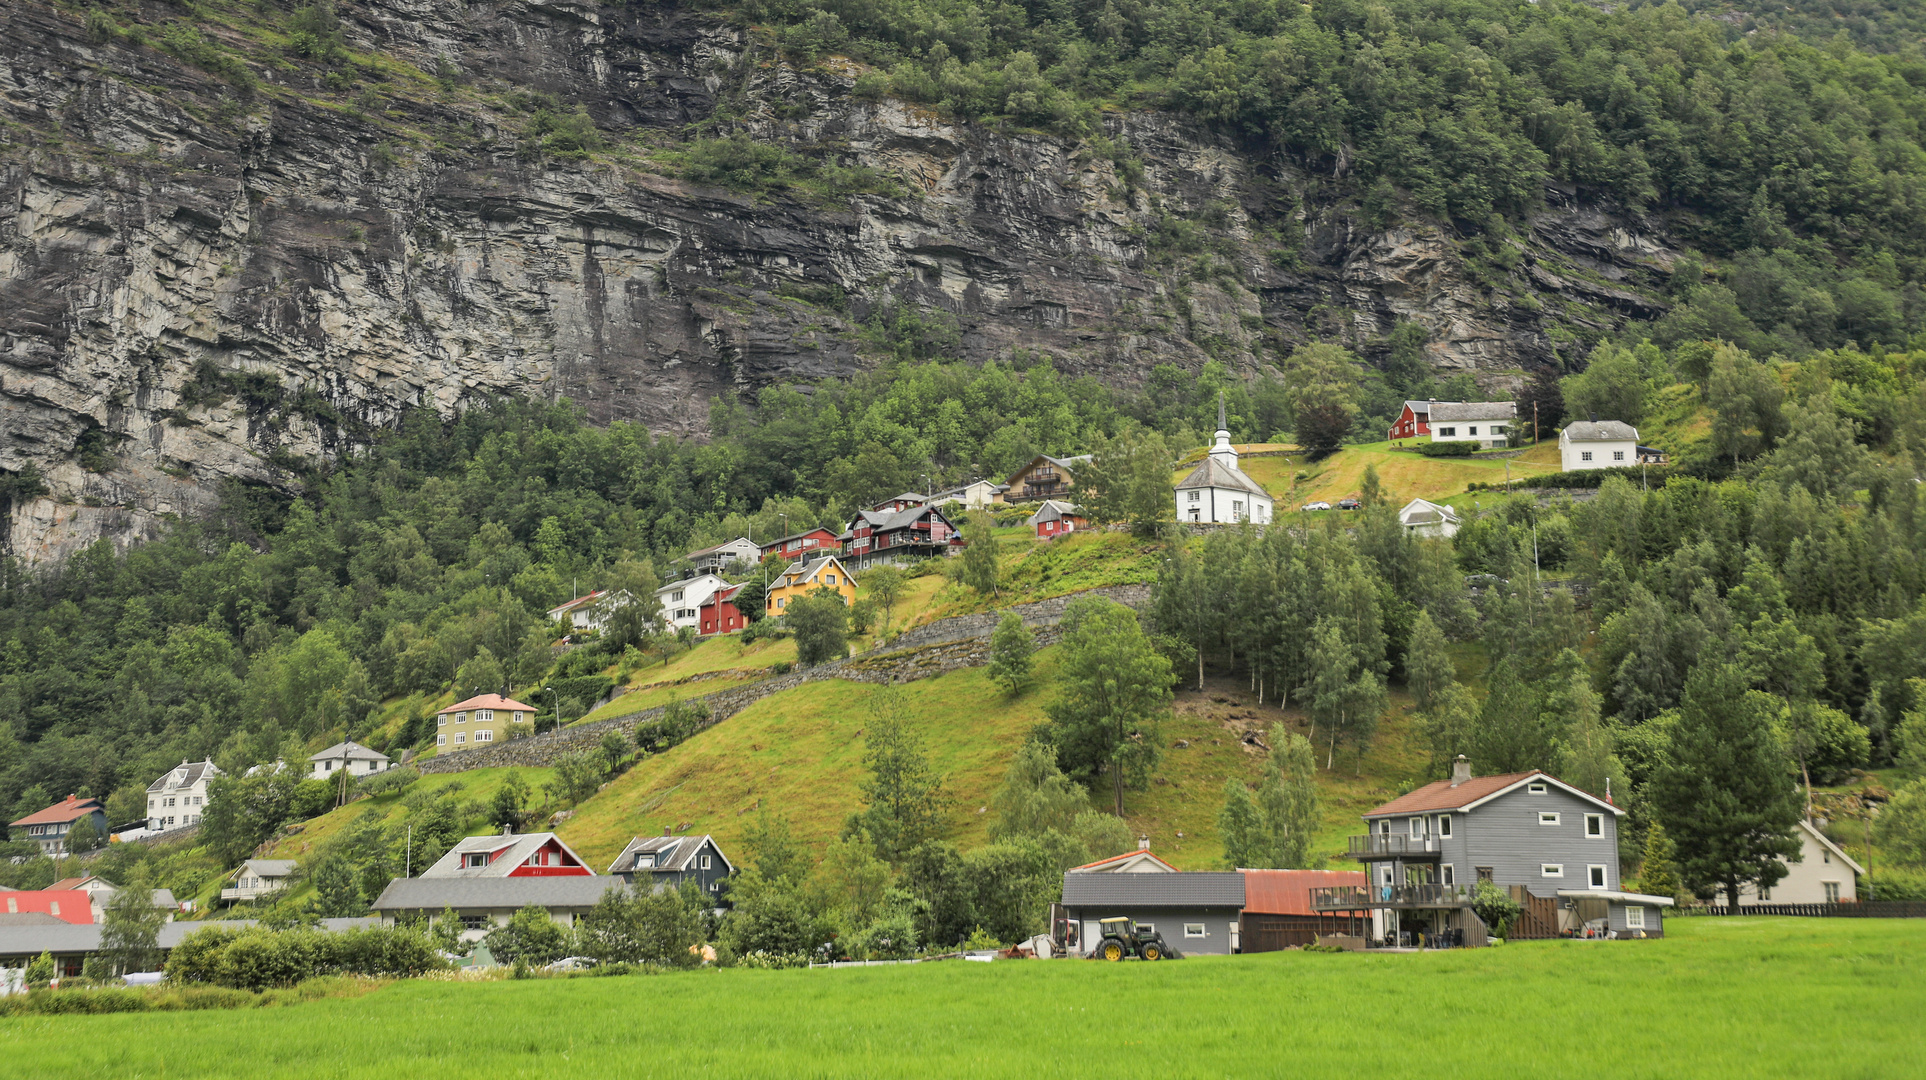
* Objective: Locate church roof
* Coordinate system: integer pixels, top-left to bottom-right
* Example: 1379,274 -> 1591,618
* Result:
1175,456 -> 1269,498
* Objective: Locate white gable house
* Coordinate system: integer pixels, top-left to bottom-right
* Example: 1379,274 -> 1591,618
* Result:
1428,401 -> 1515,448
1560,421 -> 1640,471
656,574 -> 729,633
1175,398 -> 1273,525
1398,498 -> 1461,538
146,759 -> 223,833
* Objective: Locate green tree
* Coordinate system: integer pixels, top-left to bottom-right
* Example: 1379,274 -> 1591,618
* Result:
862,565 -> 908,631
1082,427 -> 1174,538
1650,664 -> 1803,907
1896,685 -> 1926,777
988,612 -> 1035,695
1635,822 -> 1683,903
311,854 -> 367,917
484,904 -> 570,966
953,510 -> 1001,596
851,689 -> 947,863
99,876 -> 165,975
490,771 -> 531,832
743,804 -> 805,885
1041,597 -> 1173,815
1282,344 -> 1363,454
200,771 -> 303,866
1708,345 -> 1786,466
1303,617 -> 1387,772
787,585 -> 850,667
1403,608 -> 1455,714
1876,778 -> 1926,868
989,740 -> 1088,842
547,748 -> 606,806
1265,729 -> 1321,869
1217,779 -> 1265,870
1560,345 -> 1651,426
64,814 -> 104,854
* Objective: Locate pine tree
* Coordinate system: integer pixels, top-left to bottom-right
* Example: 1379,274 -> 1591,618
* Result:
853,689 -> 948,863
1042,597 -> 1173,815
1635,822 -> 1683,903
988,611 -> 1035,695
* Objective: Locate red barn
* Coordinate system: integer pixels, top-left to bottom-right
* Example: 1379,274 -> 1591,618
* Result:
1388,400 -> 1434,441
697,584 -> 748,637
1026,499 -> 1085,539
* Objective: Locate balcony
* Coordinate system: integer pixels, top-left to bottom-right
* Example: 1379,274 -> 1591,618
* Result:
1347,834 -> 1445,859
1311,884 -> 1477,910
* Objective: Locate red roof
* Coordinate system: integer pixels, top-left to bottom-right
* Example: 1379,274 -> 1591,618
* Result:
8,795 -> 103,828
0,889 -> 93,924
1241,870 -> 1368,915
1363,770 -> 1615,817
439,693 -> 538,716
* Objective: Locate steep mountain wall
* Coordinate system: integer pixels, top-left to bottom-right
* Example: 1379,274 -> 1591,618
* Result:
0,0 -> 1676,562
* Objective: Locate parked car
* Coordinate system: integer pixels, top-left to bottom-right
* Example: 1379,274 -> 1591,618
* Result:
1301,501 -> 1331,511
1337,499 -> 1362,510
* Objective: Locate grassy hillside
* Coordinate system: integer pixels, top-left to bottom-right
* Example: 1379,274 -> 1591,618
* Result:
256,768 -> 556,866
16,919 -> 1923,1079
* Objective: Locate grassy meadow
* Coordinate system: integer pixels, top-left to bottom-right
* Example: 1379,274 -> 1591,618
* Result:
5,919 -> 1918,1079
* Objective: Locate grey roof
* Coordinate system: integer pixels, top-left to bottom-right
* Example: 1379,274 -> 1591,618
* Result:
0,917 -> 379,958
1060,871 -> 1247,908
851,503 -> 955,534
371,876 -> 620,912
1398,498 -> 1459,525
608,834 -> 736,875
1175,456 -> 1270,498
147,758 -> 223,794
151,889 -> 177,909
874,492 -> 928,507
419,832 -> 593,878
1562,420 -> 1639,441
1404,400 -> 1433,415
1025,500 -> 1081,526
0,912 -> 64,926
1428,401 -> 1515,423
309,740 -> 390,764
241,859 -> 297,878
1046,454 -> 1093,469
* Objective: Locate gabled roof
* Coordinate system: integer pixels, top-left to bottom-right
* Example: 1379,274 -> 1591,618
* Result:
546,590 -> 608,618
1798,819 -> 1866,876
240,860 -> 297,878
439,693 -> 537,716
147,759 -> 223,794
657,573 -> 727,597
1398,498 -> 1459,525
47,875 -> 112,892
851,502 -> 956,534
1428,401 -> 1515,422
1060,872 -> 1246,908
684,537 -> 758,560
372,876 -> 619,912
1403,400 -> 1433,415
778,554 -> 852,588
419,832 -> 593,878
1562,420 -> 1639,442
608,834 -> 736,875
1069,849 -> 1176,873
1026,500 -> 1082,526
1362,770 -> 1622,818
1005,454 -> 1092,485
700,583 -> 745,606
9,795 -> 104,828
871,492 -> 928,508
1175,455 -> 1269,498
0,889 -> 94,925
309,740 -> 390,764
1241,869 -> 1369,915
762,527 -> 840,549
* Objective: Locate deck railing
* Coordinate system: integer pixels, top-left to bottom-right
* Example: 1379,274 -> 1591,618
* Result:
1346,834 -> 1443,858
1311,883 -> 1477,909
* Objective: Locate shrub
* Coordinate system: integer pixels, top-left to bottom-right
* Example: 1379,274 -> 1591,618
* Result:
1470,880 -> 1522,938
549,674 -> 616,710
634,697 -> 712,753
526,107 -> 601,159
683,135 -> 801,192
1467,465 -> 1670,492
166,925 -> 446,989
1416,440 -> 1477,457
354,766 -> 418,798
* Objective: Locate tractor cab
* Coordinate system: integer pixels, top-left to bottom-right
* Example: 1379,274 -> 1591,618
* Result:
1093,917 -> 1182,961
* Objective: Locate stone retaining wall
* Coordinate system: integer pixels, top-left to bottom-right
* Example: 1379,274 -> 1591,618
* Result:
416,583 -> 1156,774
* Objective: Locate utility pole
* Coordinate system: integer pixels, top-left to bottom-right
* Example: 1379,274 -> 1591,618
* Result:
406,825 -> 413,878
1533,401 -> 1539,446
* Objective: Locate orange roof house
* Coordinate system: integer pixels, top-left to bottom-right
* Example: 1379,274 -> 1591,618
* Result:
436,693 -> 540,755
8,795 -> 108,856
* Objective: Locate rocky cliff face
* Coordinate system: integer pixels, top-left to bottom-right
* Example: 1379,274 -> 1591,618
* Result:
0,0 -> 1678,563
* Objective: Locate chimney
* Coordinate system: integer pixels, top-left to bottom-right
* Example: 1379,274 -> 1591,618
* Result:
1137,835 -> 1151,852
502,824 -> 512,836
663,826 -> 672,837
1451,756 -> 1472,788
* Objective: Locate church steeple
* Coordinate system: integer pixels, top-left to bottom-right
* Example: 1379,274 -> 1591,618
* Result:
1209,391 -> 1237,467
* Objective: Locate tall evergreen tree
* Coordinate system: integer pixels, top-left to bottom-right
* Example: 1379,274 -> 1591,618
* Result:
1041,597 -> 1173,815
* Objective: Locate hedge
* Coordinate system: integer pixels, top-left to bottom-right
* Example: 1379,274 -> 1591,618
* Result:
547,674 -> 617,708
1466,465 -> 1669,492
1415,440 -> 1477,457
167,925 -> 447,990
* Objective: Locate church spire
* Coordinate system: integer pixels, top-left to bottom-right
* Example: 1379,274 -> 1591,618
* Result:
1217,391 -> 1227,434
1210,391 -> 1237,467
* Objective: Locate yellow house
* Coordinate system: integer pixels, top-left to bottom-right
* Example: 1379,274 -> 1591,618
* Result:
766,555 -> 856,617
437,693 -> 539,753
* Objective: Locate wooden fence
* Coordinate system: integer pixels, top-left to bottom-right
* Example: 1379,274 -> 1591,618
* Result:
1675,901 -> 1926,919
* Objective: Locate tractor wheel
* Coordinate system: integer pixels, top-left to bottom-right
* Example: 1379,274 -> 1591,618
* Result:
1102,941 -> 1125,962
1142,943 -> 1163,961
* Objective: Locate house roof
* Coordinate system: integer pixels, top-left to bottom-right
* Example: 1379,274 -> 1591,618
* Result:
372,876 -> 620,912
46,876 -> 111,892
419,832 -> 592,878
1798,819 -> 1866,876
1398,498 -> 1459,525
1175,455 -> 1270,498
657,574 -> 727,597
777,555 -> 852,589
608,834 -> 736,875
1554,889 -> 1676,907
1562,420 -> 1639,442
1025,500 -> 1082,526
1005,454 -> 1093,486
852,502 -> 957,534
1428,401 -> 1515,422
147,759 -> 223,794
546,590 -> 608,618
1061,871 -> 1247,908
439,693 -> 537,716
871,492 -> 928,508
0,890 -> 94,925
1403,400 -> 1433,415
1241,870 -> 1369,916
1362,770 -> 1621,818
9,795 -> 104,828
1068,850 -> 1177,873
0,912 -> 64,926
309,740 -> 390,764
0,918 -> 379,960
700,583 -> 745,607
241,860 -> 297,878
684,538 -> 757,560
762,527 -> 839,549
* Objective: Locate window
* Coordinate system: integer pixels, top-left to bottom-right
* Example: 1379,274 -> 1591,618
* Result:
1759,885 -> 1771,901
1188,490 -> 1200,503
1476,867 -> 1494,882
460,914 -> 488,930
478,709 -> 493,722
1409,817 -> 1424,839
1581,451 -> 1594,462
1589,865 -> 1607,889
826,574 -> 837,585
671,590 -> 684,602
1613,450 -> 1625,461
1541,864 -> 1564,878
701,855 -> 712,870
1468,426 -> 1478,436
466,853 -> 490,868
1438,815 -> 1452,838
1528,782 -> 1547,794
637,854 -> 655,868
1625,906 -> 1646,930
1586,814 -> 1604,837
1184,923 -> 1206,938
1539,812 -> 1561,826
776,597 -> 786,609
1822,850 -> 1831,865
710,881 -> 720,892
476,730 -> 493,742
1823,881 -> 1841,903
437,734 -> 447,746
1492,424 -> 1506,432
438,714 -> 447,726
1377,820 -> 1391,836
454,733 -> 466,744
455,713 -> 467,724
1133,923 -> 1155,936
1441,865 -> 1455,885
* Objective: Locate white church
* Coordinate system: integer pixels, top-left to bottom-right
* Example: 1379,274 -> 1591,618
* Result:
1175,397 -> 1274,524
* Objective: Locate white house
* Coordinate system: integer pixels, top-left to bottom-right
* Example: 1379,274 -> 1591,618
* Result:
931,479 -> 1009,510
1739,820 -> 1865,905
221,860 -> 297,904
146,759 -> 223,833
1398,498 -> 1461,538
656,573 -> 729,633
1174,398 -> 1273,525
1559,420 -> 1640,471
309,741 -> 393,780
1427,401 -> 1516,448
683,538 -> 761,574
545,589 -> 638,634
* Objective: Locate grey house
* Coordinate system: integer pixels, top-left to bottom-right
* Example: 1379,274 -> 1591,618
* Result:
1313,757 -> 1673,944
371,876 -> 620,941
1058,872 -> 1247,956
607,834 -> 734,903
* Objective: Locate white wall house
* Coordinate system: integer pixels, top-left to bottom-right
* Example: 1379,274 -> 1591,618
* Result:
1738,820 -> 1864,905
931,479 -> 1009,509
146,759 -> 223,833
1174,400 -> 1273,525
1428,401 -> 1515,448
656,574 -> 729,633
1560,421 -> 1639,471
545,589 -> 638,634
1398,498 -> 1461,538
309,741 -> 393,780
683,538 -> 760,574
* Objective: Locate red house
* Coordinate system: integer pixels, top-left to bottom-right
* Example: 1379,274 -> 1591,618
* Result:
759,527 -> 841,564
697,584 -> 748,637
1026,499 -> 1085,539
1388,400 -> 1434,441
419,832 -> 595,878
0,888 -> 94,924
844,504 -> 966,569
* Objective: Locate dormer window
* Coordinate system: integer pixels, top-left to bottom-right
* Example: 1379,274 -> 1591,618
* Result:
636,854 -> 655,868
466,853 -> 490,868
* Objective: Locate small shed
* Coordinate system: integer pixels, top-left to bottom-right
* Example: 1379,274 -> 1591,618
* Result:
1239,869 -> 1370,951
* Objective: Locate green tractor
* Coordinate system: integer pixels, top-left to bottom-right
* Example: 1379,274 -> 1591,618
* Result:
1093,917 -> 1183,961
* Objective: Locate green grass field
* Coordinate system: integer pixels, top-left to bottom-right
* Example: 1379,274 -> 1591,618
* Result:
6,919 -> 1917,1079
